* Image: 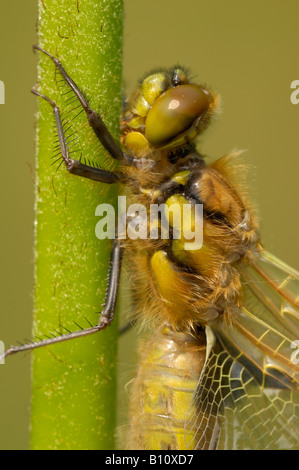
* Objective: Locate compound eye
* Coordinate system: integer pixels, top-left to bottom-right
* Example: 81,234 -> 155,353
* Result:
145,84 -> 211,148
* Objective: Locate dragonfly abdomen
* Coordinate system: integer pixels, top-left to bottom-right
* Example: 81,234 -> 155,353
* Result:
126,326 -> 206,450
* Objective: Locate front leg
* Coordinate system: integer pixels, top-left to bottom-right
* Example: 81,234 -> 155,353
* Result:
33,45 -> 127,163
32,88 -> 120,184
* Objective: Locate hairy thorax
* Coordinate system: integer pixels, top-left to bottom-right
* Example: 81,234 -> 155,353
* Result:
122,152 -> 260,332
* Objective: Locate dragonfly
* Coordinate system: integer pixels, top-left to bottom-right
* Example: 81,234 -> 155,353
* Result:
4,46 -> 299,450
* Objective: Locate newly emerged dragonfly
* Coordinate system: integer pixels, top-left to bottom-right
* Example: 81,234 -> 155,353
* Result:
5,46 -> 299,450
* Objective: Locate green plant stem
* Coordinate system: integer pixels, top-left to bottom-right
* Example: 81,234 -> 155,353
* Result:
31,0 -> 123,450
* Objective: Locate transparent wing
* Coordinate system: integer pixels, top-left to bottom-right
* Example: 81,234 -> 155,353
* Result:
185,250 -> 299,450
238,250 -> 299,383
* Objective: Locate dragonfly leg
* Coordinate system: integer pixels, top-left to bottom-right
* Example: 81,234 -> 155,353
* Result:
32,86 -> 120,183
4,240 -> 123,358
33,45 -> 126,163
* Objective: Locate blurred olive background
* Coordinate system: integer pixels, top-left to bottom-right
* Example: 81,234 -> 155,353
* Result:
0,0 -> 298,449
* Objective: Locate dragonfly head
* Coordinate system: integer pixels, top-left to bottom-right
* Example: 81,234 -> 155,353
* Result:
121,67 -> 218,156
